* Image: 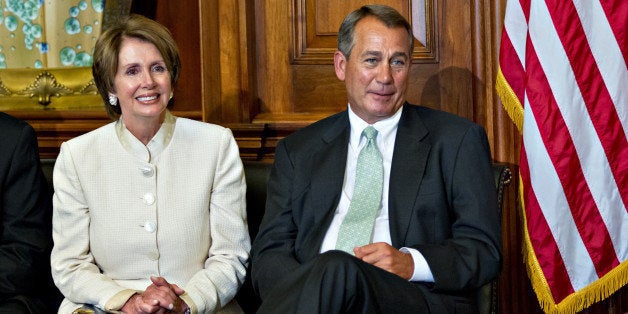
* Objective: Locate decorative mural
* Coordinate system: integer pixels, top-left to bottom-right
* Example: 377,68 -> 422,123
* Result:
0,0 -> 105,69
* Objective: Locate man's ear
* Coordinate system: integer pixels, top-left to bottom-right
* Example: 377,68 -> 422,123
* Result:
333,50 -> 347,81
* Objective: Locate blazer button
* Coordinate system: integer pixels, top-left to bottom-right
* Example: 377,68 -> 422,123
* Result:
143,193 -> 155,205
147,250 -> 160,261
141,166 -> 154,177
144,221 -> 156,233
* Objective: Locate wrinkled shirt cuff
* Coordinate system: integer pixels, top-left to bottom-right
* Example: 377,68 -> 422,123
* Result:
400,247 -> 435,282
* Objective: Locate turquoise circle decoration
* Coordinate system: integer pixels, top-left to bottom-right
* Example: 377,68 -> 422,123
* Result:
74,51 -> 92,67
64,17 -> 81,35
91,0 -> 104,13
69,6 -> 80,18
4,15 -> 19,32
79,0 -> 88,10
59,46 -> 77,66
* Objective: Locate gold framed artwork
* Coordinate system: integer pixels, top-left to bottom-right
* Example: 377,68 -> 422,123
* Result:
0,0 -> 132,110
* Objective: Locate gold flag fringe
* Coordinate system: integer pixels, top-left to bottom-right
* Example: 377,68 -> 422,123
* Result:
495,67 -> 524,133
519,176 -> 628,313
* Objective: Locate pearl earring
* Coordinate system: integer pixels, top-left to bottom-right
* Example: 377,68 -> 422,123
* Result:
108,94 -> 118,106
169,92 -> 173,100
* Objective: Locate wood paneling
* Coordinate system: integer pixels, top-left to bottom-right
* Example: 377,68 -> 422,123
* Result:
293,0 -> 436,64
203,0 -> 627,312
9,0 -> 626,312
254,0 -> 439,126
154,0 -> 201,117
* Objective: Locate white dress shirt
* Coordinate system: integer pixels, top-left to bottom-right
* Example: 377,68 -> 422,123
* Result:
320,105 -> 435,282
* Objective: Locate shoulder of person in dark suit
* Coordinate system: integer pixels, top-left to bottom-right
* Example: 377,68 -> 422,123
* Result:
0,112 -> 62,312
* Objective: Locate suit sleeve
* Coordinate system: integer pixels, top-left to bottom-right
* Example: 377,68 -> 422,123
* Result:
0,123 -> 53,295
251,139 -> 303,299
416,124 -> 502,291
51,142 -> 132,308
181,128 -> 250,313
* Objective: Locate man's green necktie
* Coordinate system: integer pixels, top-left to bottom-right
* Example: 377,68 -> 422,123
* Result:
336,126 -> 383,254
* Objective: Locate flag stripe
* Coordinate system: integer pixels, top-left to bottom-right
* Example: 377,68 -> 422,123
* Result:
544,0 -> 628,257
500,0 -> 528,104
503,0 -> 529,67
598,0 -> 628,65
498,33 -> 526,103
528,0 -> 620,277
523,88 -> 599,290
520,142 -> 575,303
497,0 -> 628,311
580,0 -> 628,142
570,0 -> 628,258
547,0 -> 628,213
521,0 -> 531,22
497,0 -> 529,130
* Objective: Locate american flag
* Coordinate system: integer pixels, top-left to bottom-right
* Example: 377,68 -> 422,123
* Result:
496,0 -> 627,313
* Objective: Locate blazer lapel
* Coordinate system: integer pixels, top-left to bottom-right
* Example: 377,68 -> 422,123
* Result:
389,105 -> 431,247
301,113 -> 350,260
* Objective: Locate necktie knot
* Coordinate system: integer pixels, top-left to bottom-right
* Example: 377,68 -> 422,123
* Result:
363,126 -> 378,141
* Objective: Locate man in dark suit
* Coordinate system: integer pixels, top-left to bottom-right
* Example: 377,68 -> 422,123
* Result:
251,4 -> 501,313
0,112 -> 61,313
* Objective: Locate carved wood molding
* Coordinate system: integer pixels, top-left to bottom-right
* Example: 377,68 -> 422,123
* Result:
0,68 -> 101,110
292,0 -> 438,64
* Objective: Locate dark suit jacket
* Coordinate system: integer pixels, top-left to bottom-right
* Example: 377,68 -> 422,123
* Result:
251,104 -> 501,306
0,112 -> 61,312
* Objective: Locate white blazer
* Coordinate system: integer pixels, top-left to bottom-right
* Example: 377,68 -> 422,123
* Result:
51,115 -> 250,313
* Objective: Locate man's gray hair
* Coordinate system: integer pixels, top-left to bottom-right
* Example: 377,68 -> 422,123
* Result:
337,4 -> 414,59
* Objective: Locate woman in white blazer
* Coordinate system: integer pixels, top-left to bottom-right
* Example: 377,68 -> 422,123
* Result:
50,15 -> 250,314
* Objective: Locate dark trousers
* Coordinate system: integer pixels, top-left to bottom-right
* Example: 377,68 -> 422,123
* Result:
0,295 -> 49,314
257,250 -> 431,313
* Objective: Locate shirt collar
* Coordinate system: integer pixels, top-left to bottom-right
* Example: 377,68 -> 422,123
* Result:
347,104 -> 402,148
115,110 -> 176,163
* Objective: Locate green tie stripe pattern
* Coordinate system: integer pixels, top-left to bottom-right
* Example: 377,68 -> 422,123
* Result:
336,126 -> 383,254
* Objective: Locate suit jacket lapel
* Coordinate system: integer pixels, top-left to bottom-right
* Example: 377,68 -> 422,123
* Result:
301,112 -> 349,260
389,105 -> 431,247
